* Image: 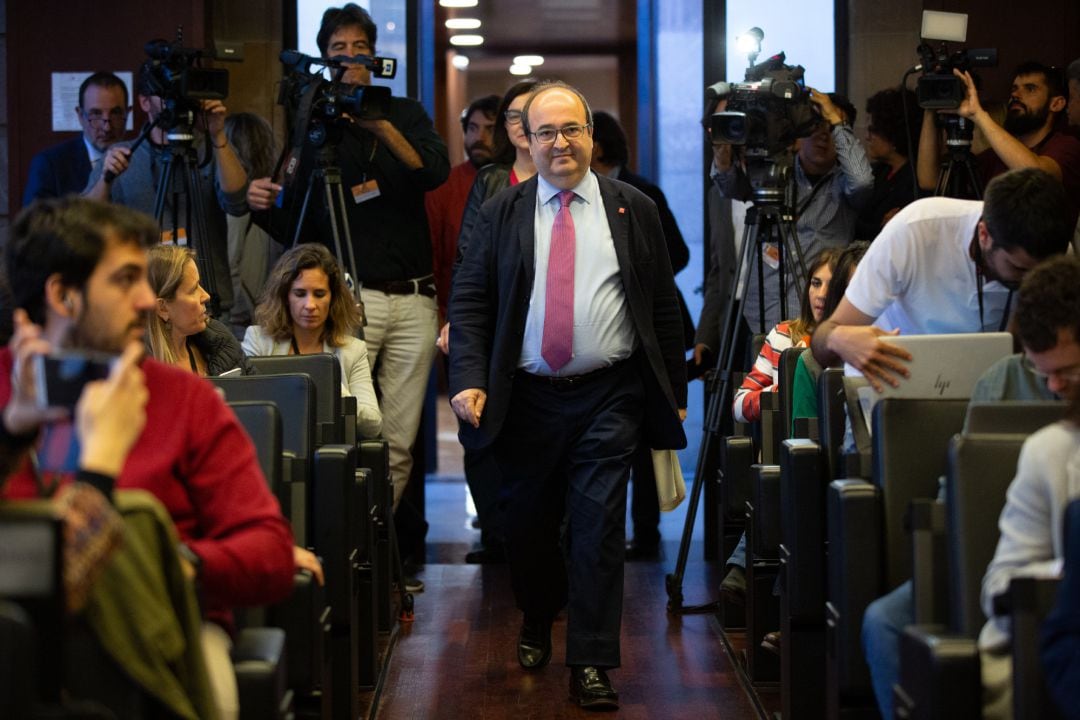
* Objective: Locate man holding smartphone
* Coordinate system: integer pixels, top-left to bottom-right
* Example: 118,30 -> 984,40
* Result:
0,197 -> 296,720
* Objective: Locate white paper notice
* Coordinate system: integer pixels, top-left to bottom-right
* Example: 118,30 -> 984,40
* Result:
51,72 -> 134,132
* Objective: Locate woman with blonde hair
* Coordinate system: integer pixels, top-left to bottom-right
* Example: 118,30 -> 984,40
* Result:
243,242 -> 382,438
147,244 -> 249,376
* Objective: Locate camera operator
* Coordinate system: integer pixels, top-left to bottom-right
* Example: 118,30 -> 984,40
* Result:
916,61 -> 1080,225
84,59 -> 248,319
711,89 -> 873,333
246,4 -> 450,514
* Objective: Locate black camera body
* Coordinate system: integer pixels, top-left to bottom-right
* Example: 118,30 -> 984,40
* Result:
709,53 -> 818,157
278,50 -> 396,149
142,39 -> 229,135
916,43 -> 997,110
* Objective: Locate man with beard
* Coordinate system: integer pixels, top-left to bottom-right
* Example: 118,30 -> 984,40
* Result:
811,168 -> 1072,391
917,61 -> 1080,227
23,72 -> 129,204
427,94 -> 499,322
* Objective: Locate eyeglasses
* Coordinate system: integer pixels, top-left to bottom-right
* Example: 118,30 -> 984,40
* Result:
504,109 -> 523,125
529,124 -> 591,145
82,109 -> 127,127
1021,354 -> 1080,384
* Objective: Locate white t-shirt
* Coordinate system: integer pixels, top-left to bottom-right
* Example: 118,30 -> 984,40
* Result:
845,196 -> 1013,334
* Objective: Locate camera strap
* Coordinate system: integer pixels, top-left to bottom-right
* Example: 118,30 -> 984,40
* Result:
973,237 -> 1013,333
795,169 -> 832,219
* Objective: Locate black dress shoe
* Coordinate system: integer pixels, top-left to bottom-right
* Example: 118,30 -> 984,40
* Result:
517,618 -> 552,670
464,544 -> 507,564
624,538 -> 660,561
569,666 -> 619,710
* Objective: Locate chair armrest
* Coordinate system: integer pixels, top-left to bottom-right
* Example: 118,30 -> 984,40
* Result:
233,627 -> 292,720
909,498 -> 948,626
719,436 -> 754,522
751,464 -> 781,558
895,624 -> 981,720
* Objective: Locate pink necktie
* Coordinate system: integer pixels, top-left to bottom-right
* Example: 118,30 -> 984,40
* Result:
541,190 -> 576,371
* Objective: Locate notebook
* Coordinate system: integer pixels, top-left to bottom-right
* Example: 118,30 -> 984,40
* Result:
844,332 -> 1014,434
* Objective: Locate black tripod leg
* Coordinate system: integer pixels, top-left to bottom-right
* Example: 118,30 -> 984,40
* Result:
666,211 -> 761,614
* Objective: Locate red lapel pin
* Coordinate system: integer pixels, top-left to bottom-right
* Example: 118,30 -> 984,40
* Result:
618,207 -> 625,214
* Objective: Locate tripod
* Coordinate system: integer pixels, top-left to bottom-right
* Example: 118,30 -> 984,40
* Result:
140,116 -> 222,318
934,116 -> 983,199
666,166 -> 808,614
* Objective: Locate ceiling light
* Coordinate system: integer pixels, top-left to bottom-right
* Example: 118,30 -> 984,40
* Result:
509,63 -> 532,76
449,34 -> 484,46
513,55 -> 545,66
445,18 -> 481,29
451,54 -> 470,70
439,0 -> 478,7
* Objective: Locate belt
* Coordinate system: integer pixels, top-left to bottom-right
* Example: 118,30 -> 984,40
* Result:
364,275 -> 436,298
517,359 -> 628,390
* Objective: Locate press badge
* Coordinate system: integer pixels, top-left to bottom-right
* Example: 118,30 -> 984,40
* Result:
352,179 -> 381,204
762,242 -> 780,270
160,228 -> 188,246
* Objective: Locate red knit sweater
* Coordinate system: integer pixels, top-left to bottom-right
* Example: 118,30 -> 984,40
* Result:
1,349 -> 296,628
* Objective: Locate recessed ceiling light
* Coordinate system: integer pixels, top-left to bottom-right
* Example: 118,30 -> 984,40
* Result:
449,34 -> 484,46
439,0 -> 478,7
451,54 -> 470,70
509,63 -> 533,76
445,18 -> 481,30
513,55 -> 545,66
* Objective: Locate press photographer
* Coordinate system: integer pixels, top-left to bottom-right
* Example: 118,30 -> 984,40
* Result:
246,4 -> 449,528
85,39 -> 247,318
709,54 -> 872,334
915,58 -> 1080,224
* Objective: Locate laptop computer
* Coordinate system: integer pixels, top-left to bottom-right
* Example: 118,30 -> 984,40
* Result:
845,332 -> 1014,434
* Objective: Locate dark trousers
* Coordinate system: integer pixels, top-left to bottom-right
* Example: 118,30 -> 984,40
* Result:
629,445 -> 660,546
464,445 -> 504,548
493,361 -> 643,668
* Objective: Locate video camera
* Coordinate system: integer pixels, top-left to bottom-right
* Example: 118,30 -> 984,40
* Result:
278,50 -> 396,149
914,11 -> 996,110
141,37 -> 229,136
709,53 -> 819,156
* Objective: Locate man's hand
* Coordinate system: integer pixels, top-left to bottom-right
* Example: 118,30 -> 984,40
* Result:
949,69 -> 985,121
247,177 -> 282,212
84,146 -> 132,200
712,141 -> 734,172
292,546 -> 325,586
436,322 -> 450,355
808,88 -> 844,125
3,309 -> 66,436
451,388 -> 486,428
827,325 -> 913,393
200,100 -> 229,145
76,342 -> 149,477
678,408 -> 688,423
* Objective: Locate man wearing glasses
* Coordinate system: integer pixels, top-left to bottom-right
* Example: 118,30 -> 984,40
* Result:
23,72 -> 129,205
449,81 -> 686,710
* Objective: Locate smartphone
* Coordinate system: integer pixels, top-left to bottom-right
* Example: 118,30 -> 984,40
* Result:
33,351 -> 115,411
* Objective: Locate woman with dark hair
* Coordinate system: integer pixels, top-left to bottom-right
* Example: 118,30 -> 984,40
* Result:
732,247 -> 844,423
147,244 -> 250,377
790,241 -> 871,426
242,242 -> 381,438
855,87 -> 922,241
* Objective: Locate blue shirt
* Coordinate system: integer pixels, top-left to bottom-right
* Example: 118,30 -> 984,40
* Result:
519,171 -> 636,375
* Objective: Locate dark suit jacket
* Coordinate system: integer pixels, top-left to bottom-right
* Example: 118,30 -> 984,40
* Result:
449,173 -> 688,452
22,137 -> 91,206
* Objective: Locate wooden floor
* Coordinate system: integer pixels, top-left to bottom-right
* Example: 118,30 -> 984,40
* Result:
376,551 -> 760,720
371,399 -> 764,719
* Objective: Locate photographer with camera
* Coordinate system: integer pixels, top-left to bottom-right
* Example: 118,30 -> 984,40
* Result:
916,61 -> 1080,222
246,4 -> 449,519
711,88 -> 872,334
85,57 -> 249,319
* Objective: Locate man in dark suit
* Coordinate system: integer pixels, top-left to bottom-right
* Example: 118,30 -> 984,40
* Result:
22,72 -> 128,205
449,81 -> 687,710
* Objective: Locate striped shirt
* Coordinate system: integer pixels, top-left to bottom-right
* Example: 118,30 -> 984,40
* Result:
732,320 -> 810,423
